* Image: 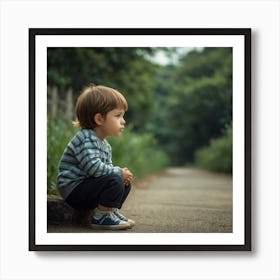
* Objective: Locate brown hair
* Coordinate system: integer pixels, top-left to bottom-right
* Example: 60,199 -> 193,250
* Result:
73,85 -> 128,129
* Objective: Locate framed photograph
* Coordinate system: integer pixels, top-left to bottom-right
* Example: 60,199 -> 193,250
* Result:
29,28 -> 251,251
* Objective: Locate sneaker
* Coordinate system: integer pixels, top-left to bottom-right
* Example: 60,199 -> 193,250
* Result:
90,211 -> 130,230
113,208 -> 135,227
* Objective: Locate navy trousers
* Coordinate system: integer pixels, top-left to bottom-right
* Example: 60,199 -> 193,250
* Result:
66,173 -> 131,211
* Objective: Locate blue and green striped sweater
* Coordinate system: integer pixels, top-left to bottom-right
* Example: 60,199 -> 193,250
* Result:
57,129 -> 122,199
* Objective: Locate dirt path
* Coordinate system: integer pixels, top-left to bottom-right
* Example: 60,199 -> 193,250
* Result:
48,168 -> 232,233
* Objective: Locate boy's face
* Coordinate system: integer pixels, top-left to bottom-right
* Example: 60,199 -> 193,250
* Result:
97,108 -> 126,138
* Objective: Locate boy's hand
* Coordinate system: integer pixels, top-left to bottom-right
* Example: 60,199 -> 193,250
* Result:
122,167 -> 133,186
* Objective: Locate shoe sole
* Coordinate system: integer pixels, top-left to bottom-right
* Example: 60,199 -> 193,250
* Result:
127,219 -> 135,227
90,223 -> 131,230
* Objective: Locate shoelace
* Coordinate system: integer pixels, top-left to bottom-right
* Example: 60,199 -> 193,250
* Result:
109,211 -> 120,222
114,209 -> 127,221
98,211 -> 119,224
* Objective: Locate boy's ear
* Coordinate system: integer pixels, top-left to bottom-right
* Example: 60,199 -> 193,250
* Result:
94,113 -> 104,125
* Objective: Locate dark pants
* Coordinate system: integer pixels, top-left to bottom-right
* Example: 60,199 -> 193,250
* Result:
66,173 -> 131,211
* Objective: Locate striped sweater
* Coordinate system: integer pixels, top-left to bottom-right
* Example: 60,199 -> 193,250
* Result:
57,129 -> 122,199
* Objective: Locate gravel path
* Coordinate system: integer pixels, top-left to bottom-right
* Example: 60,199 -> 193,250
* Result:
48,168 -> 232,233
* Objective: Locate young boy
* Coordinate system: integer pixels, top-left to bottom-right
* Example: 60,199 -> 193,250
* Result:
57,85 -> 135,230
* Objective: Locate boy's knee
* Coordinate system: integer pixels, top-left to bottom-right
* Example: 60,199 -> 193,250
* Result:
108,173 -> 124,190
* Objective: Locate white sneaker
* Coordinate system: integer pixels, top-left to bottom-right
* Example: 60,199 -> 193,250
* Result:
90,211 -> 130,230
113,208 -> 135,227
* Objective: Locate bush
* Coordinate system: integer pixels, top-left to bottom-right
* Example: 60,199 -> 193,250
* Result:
47,118 -> 76,194
194,125 -> 232,173
47,119 -> 169,194
109,125 -> 169,180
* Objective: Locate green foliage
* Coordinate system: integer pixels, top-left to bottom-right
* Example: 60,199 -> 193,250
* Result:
47,119 -> 169,195
152,47 -> 232,164
47,47 -> 160,130
47,47 -> 233,174
194,125 -> 232,173
109,125 -> 169,180
47,117 -> 76,194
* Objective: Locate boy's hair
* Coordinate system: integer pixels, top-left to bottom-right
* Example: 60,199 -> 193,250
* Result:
73,85 -> 128,129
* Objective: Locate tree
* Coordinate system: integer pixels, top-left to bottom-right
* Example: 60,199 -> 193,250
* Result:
47,47 -> 160,130
152,48 -> 232,164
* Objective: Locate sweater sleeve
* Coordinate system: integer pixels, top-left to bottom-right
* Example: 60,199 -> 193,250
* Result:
75,138 -> 122,178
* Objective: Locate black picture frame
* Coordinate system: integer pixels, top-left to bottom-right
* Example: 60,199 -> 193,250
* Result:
29,28 -> 251,251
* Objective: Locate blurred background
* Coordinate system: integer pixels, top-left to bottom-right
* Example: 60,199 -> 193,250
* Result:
47,47 -> 232,195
